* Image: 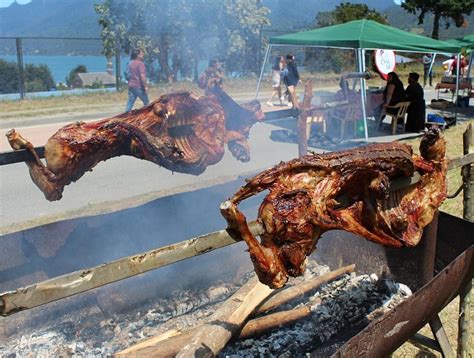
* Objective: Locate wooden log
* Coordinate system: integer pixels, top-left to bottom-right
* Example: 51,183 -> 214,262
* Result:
175,277 -> 273,358
115,265 -> 354,357
240,304 -> 314,339
256,264 -> 355,314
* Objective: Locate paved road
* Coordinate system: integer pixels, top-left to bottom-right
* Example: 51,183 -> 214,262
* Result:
1,88 -> 472,232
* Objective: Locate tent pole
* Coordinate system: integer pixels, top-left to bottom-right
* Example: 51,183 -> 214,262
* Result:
429,53 -> 436,78
467,53 -> 473,79
357,48 -> 369,142
454,53 -> 461,121
256,44 -> 271,99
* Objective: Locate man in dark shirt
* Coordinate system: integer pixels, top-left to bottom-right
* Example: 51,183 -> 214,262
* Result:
405,72 -> 425,132
125,48 -> 149,112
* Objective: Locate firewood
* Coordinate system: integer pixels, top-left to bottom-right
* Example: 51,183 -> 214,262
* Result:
255,264 -> 355,314
115,265 -> 354,357
239,304 -> 314,339
175,277 -> 273,357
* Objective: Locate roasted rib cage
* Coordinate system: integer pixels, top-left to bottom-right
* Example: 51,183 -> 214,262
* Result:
6,88 -> 264,201
221,129 -> 447,288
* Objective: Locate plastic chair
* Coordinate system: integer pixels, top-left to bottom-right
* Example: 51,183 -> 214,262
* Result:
385,101 -> 410,135
331,103 -> 360,139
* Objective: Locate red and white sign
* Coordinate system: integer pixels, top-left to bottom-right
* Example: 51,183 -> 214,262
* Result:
375,49 -> 396,80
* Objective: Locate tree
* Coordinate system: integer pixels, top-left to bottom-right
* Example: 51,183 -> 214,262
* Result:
66,65 -> 87,88
401,0 -> 474,39
307,3 -> 387,73
95,0 -> 270,82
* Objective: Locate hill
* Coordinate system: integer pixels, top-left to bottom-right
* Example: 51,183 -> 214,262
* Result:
0,0 -> 472,55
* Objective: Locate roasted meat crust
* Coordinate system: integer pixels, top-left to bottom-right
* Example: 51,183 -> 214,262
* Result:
6,88 -> 264,201
221,129 -> 447,288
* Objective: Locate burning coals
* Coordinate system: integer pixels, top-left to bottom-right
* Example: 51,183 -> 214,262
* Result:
0,261 -> 411,357
221,269 -> 411,357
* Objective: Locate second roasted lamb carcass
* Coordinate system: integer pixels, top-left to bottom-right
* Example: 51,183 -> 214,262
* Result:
221,129 -> 447,288
6,88 -> 264,201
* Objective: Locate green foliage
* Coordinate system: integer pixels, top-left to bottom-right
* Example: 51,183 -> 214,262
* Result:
401,0 -> 474,38
86,79 -> 104,89
95,0 -> 270,82
66,65 -> 88,87
24,64 -> 55,91
306,3 -> 387,73
0,60 -> 19,94
316,3 -> 388,27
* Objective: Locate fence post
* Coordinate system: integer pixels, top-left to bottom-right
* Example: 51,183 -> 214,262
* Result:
458,123 -> 473,358
115,35 -> 121,91
462,123 -> 473,221
15,37 -> 25,100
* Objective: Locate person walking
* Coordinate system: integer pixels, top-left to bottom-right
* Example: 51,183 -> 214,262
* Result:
282,53 -> 300,109
125,48 -> 149,112
266,56 -> 285,106
422,53 -> 433,87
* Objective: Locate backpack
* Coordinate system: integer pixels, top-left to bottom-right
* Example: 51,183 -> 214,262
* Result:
124,63 -> 131,82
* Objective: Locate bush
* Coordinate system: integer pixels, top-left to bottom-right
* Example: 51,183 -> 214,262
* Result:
86,79 -> 104,89
24,64 -> 55,91
66,65 -> 87,87
0,60 -> 55,94
0,60 -> 19,94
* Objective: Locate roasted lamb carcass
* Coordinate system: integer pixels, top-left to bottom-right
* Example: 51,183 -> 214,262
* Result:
6,88 -> 264,201
221,129 -> 447,289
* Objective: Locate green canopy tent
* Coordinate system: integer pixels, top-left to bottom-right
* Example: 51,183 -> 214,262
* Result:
257,19 -> 462,141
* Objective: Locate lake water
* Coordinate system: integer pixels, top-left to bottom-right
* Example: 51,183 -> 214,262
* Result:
0,55 -> 129,84
0,55 -> 210,84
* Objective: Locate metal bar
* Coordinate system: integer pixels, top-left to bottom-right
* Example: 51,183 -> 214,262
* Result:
0,146 -> 45,166
0,221 -> 264,316
463,124 -> 473,222
115,35 -> 121,91
457,278 -> 472,358
255,44 -> 271,99
357,48 -> 369,142
15,37 -> 25,100
430,316 -> 454,358
455,53 -> 461,121
410,333 -> 442,352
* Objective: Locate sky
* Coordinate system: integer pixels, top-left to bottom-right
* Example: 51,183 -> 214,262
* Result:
0,0 -> 403,8
0,0 -> 31,7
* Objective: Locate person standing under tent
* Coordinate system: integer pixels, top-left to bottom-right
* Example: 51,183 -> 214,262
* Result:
266,56 -> 285,106
125,48 -> 149,112
405,72 -> 426,133
422,54 -> 433,87
282,53 -> 300,109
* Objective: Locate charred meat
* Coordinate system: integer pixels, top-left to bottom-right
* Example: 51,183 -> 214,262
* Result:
6,88 -> 264,201
221,129 -> 447,288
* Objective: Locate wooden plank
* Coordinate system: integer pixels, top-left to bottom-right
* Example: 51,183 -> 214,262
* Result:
448,152 -> 474,170
0,221 -> 264,316
176,277 -> 273,358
